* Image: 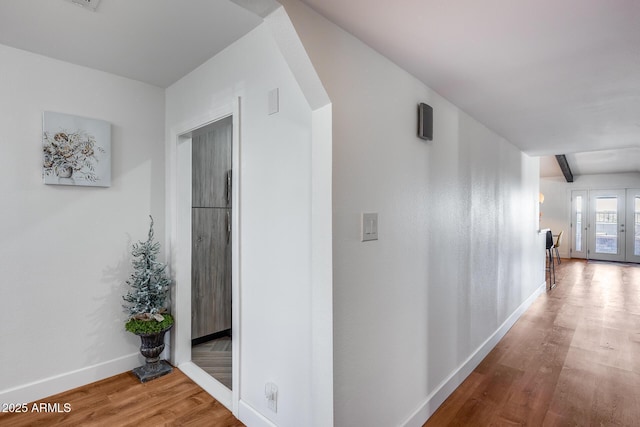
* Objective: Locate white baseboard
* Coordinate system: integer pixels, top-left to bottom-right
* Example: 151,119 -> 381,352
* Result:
179,362 -> 277,426
400,281 -> 546,427
0,352 -> 141,405
238,400 -> 277,427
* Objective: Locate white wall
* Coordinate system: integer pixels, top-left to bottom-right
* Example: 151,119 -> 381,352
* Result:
0,44 -> 165,402
165,20 -> 331,426
282,1 -> 544,426
540,172 -> 640,257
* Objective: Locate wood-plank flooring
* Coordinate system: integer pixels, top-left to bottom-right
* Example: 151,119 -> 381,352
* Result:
0,368 -> 243,427
3,259 -> 637,426
425,259 -> 640,426
192,336 -> 232,389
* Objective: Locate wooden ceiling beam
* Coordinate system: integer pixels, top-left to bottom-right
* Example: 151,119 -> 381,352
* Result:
555,154 -> 574,182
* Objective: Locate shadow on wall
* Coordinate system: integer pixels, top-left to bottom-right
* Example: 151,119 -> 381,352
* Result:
426,106 -> 466,399
425,109 -> 535,409
85,235 -> 141,366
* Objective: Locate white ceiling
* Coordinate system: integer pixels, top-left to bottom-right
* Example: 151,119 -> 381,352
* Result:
0,0 -> 262,88
300,0 -> 640,177
540,147 -> 640,178
1,0 -> 638,177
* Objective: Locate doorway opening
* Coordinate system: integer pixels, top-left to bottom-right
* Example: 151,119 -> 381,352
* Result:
190,116 -> 233,389
170,99 -> 241,414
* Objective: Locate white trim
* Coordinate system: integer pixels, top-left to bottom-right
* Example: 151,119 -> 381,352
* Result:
0,352 -> 140,405
170,105 -> 236,139
625,188 -> 640,263
309,103 -> 334,426
169,131 -> 193,367
400,280 -> 546,427
238,400 -> 278,427
179,362 -> 232,409
231,98 -> 242,414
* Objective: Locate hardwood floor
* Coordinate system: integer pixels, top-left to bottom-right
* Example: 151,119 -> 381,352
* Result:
0,368 -> 244,427
425,259 -> 640,426
3,259 -> 637,426
192,336 -> 232,389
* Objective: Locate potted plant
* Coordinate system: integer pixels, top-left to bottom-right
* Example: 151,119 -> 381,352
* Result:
122,216 -> 174,382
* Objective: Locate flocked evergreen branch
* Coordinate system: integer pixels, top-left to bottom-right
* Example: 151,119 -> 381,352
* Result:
122,216 -> 172,323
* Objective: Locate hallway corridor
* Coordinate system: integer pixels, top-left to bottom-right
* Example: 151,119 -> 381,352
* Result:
425,259 -> 640,426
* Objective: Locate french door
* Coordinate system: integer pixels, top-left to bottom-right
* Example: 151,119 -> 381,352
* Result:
572,189 -> 640,263
626,189 -> 640,263
589,190 -> 626,262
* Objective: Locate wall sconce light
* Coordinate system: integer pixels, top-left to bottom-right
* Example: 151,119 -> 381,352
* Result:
539,192 -> 545,204
417,103 -> 433,141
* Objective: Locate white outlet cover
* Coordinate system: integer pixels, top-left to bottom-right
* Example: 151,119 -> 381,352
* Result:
265,382 -> 278,412
361,212 -> 378,241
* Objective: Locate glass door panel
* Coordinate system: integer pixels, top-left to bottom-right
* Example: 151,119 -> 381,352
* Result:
595,197 -> 617,254
571,190 -> 587,259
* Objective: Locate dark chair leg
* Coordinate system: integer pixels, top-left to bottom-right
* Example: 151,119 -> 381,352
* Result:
547,248 -> 556,290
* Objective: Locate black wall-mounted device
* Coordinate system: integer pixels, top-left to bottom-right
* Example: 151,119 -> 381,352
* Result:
418,103 -> 433,141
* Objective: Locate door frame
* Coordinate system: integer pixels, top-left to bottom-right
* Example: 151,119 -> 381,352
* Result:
168,98 -> 241,415
626,188 -> 640,263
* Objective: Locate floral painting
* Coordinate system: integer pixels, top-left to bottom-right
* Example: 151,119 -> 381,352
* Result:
43,111 -> 111,187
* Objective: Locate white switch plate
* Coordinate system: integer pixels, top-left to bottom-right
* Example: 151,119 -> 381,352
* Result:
268,88 -> 279,115
361,213 -> 378,241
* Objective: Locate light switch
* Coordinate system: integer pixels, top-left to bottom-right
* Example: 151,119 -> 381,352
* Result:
361,213 -> 378,242
268,88 -> 279,115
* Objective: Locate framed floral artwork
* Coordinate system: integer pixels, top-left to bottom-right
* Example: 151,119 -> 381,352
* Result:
42,111 -> 111,187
